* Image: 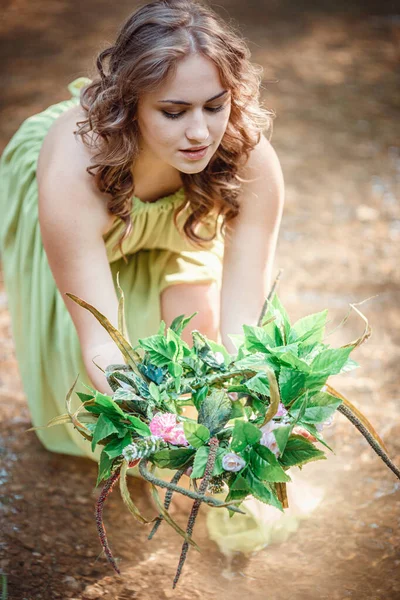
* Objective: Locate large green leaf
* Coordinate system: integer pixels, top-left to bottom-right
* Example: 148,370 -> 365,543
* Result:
243,325 -> 275,353
183,422 -> 210,448
244,373 -> 271,397
234,352 -> 276,371
91,413 -> 121,452
231,420 -> 262,452
244,467 -> 284,512
198,389 -> 232,435
84,391 -> 126,420
278,368 -> 306,404
150,447 -> 196,469
289,391 -> 342,424
279,435 -> 326,469
137,334 -> 175,367
103,431 -> 133,459
288,309 -> 329,345
124,414 -> 151,437
96,447 -> 115,486
249,443 -> 291,482
311,347 -> 354,376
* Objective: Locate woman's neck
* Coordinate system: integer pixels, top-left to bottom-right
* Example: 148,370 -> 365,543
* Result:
131,149 -> 183,203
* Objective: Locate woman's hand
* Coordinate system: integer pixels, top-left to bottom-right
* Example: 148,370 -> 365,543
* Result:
83,340 -> 126,395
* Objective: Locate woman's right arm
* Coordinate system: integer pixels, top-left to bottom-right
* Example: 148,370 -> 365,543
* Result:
38,127 -> 126,395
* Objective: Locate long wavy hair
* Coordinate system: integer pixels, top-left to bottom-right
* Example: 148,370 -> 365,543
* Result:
74,0 -> 274,263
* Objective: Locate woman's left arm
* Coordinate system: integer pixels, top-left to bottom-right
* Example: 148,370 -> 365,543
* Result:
219,134 -> 285,353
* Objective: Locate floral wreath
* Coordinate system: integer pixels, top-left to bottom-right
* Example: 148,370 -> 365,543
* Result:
29,272 -> 400,589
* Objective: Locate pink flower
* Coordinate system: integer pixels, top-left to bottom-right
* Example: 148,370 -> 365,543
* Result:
276,402 -> 288,417
292,425 -> 317,443
259,420 -> 283,457
149,412 -> 189,446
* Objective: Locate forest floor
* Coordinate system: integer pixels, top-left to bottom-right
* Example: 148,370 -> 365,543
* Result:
0,1 -> 399,599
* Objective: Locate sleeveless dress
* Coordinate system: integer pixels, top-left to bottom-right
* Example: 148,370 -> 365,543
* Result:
0,77 -> 324,557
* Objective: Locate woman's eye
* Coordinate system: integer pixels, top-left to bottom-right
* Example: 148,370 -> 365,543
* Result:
161,105 -> 225,120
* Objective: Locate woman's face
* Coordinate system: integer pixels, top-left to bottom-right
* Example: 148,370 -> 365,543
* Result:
136,53 -> 231,174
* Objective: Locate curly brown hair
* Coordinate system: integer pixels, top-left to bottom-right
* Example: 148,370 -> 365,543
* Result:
74,0 -> 274,263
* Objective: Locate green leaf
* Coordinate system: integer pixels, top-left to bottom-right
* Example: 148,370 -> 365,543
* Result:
198,389 -> 232,435
207,339 -> 234,366
244,467 -> 284,512
278,368 -> 306,404
103,431 -> 133,459
297,421 -> 334,452
150,447 -> 196,469
192,331 -> 227,371
279,435 -> 326,469
138,334 -> 175,367
311,347 -> 353,376
91,413 -> 120,452
288,309 -> 329,345
233,352 -> 277,371
231,420 -> 262,452
229,399 -> 245,419
183,422 -> 210,448
191,385 -> 209,411
229,473 -> 251,491
261,293 -> 291,346
148,382 -> 162,403
96,448 -> 114,486
168,361 -> 183,393
242,325 -> 275,353
84,391 -> 126,420
272,424 -> 293,455
191,446 -> 210,479
249,443 -> 291,483
190,446 -> 228,479
244,373 -> 271,396
76,391 -> 95,403
270,347 -> 310,372
124,414 -> 151,437
170,312 -> 198,336
290,391 -> 342,424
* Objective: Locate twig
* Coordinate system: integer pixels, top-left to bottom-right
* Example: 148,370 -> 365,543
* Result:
138,459 -> 245,513
148,468 -> 186,540
95,467 -> 123,575
337,404 -> 400,480
257,269 -> 283,327
173,437 -> 220,588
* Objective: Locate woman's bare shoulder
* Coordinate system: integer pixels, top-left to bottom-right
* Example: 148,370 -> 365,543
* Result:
37,105 -> 115,236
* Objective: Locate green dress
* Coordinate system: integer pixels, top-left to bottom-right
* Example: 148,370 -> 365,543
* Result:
0,77 -> 323,556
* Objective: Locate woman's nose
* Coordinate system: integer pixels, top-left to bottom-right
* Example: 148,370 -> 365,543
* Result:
185,111 -> 209,143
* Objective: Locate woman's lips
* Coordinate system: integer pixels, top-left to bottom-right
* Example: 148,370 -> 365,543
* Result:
179,145 -> 209,160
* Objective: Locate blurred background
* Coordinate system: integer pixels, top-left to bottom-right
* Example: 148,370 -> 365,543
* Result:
0,1 -> 399,599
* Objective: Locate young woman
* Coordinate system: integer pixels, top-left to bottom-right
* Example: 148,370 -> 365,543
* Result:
0,0 -> 321,555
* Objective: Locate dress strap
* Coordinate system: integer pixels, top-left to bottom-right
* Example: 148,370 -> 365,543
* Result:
67,77 -> 92,98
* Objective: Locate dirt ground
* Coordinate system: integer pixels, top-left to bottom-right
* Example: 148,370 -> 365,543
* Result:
1,1 -> 399,599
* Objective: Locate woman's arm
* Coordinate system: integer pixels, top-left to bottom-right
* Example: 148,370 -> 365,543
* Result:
38,131 -> 125,395
219,134 -> 285,353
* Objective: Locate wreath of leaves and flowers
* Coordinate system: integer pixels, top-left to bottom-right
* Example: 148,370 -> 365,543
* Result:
29,273 -> 400,588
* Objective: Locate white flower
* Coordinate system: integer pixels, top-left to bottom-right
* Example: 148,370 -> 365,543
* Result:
214,351 -> 225,365
222,452 -> 246,472
259,420 -> 283,457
